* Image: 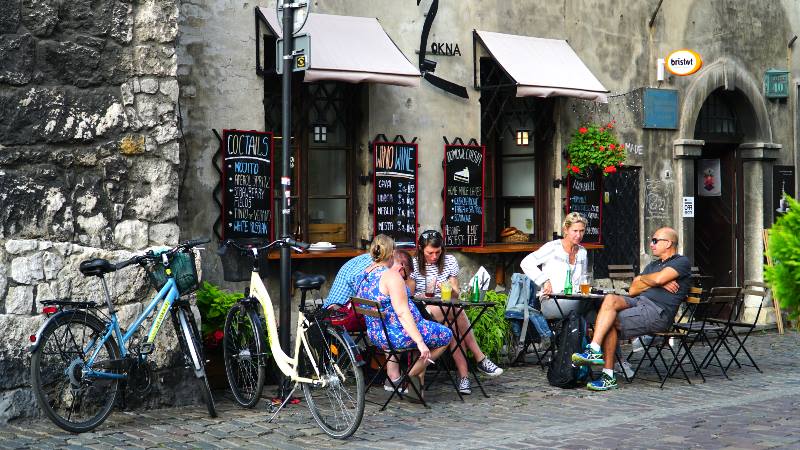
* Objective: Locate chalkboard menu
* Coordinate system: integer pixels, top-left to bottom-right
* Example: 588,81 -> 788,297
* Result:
373,142 -> 418,246
566,173 -> 603,244
222,129 -> 274,241
443,144 -> 485,248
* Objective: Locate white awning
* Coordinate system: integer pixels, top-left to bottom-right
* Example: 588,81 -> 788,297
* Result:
475,30 -> 609,102
259,8 -> 420,87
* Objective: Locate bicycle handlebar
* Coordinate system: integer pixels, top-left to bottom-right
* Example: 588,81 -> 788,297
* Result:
114,237 -> 210,270
218,237 -> 310,256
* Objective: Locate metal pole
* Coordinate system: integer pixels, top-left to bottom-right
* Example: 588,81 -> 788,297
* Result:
279,4 -> 294,355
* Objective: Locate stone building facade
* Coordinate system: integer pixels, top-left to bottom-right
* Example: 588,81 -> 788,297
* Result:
0,0 -> 195,422
1,0 -> 799,422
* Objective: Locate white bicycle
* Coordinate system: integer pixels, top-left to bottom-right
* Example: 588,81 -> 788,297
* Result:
219,237 -> 365,439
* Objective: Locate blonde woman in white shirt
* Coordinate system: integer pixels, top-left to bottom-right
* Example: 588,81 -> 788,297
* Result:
520,212 -> 589,319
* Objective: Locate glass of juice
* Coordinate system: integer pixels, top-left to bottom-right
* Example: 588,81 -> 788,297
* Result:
440,282 -> 452,301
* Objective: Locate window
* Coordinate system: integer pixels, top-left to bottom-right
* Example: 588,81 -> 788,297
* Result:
265,81 -> 359,246
480,56 -> 553,242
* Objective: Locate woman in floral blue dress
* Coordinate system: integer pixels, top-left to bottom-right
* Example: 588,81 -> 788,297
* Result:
355,235 -> 452,400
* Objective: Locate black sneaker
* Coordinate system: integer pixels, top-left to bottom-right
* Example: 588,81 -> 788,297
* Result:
477,357 -> 503,377
458,377 -> 472,394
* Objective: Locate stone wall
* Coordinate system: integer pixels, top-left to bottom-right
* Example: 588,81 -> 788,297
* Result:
0,0 -> 194,423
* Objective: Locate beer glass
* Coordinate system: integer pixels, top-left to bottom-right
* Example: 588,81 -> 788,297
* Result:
425,276 -> 436,298
579,273 -> 592,295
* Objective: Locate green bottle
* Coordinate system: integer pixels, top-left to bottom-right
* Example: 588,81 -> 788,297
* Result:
564,266 -> 573,295
472,277 -> 480,302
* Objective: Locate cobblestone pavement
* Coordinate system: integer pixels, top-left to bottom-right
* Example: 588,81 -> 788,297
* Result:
2,330 -> 799,449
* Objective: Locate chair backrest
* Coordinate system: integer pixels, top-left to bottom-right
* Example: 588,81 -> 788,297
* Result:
608,264 -> 635,280
350,296 -> 384,319
697,286 -> 741,322
676,286 -> 705,323
608,264 -> 635,291
736,280 -> 768,323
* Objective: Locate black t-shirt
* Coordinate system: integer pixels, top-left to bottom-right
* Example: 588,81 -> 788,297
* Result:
639,254 -> 692,314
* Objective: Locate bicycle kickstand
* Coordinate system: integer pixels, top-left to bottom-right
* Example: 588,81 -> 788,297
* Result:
267,384 -> 298,423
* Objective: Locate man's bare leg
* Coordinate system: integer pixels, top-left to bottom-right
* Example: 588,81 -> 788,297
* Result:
591,294 -> 630,347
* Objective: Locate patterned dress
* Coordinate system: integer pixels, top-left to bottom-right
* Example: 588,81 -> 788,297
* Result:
356,266 -> 452,351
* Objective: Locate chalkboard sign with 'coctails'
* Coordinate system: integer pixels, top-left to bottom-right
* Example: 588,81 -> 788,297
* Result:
373,142 -> 418,247
566,172 -> 602,244
443,144 -> 485,248
222,129 -> 274,241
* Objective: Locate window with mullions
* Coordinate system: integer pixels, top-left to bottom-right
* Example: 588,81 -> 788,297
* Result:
480,56 -> 554,242
268,82 -> 359,246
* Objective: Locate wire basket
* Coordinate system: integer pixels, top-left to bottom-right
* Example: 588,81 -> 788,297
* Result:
146,250 -> 199,295
219,238 -> 270,282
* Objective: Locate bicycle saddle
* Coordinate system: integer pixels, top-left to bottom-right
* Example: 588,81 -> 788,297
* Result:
79,259 -> 116,277
294,272 -> 325,290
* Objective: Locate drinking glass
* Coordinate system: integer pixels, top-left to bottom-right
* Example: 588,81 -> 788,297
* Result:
579,273 -> 593,295
439,282 -> 452,301
425,276 -> 436,298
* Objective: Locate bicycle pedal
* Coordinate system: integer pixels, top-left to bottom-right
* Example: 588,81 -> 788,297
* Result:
139,343 -> 155,355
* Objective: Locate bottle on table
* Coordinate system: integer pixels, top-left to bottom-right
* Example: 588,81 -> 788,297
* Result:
564,266 -> 573,295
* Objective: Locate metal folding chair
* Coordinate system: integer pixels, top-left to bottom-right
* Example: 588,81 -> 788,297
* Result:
351,296 -> 428,410
706,281 -> 767,373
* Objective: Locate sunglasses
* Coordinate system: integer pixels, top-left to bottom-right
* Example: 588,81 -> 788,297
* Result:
650,238 -> 670,245
420,230 -> 442,241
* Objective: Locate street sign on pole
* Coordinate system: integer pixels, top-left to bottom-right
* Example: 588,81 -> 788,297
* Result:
275,33 -> 310,74
276,0 -> 310,35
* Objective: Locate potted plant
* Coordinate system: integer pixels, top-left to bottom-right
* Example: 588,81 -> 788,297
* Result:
195,282 -> 244,387
566,121 -> 626,177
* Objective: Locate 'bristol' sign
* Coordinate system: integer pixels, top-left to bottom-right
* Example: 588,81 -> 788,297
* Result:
665,49 -> 703,76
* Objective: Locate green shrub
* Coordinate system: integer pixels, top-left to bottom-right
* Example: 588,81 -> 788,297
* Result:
465,291 -> 509,362
765,195 -> 800,320
195,281 -> 243,338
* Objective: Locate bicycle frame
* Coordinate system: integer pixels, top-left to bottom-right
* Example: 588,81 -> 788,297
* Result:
83,277 -> 180,380
249,270 -> 325,386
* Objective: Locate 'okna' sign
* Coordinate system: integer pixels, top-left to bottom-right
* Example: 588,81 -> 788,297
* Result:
665,49 -> 703,76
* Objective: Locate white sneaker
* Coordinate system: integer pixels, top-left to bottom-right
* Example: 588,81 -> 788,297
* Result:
614,361 -> 636,379
383,377 -> 408,394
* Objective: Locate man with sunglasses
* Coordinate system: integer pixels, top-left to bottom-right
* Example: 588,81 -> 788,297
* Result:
571,227 -> 692,391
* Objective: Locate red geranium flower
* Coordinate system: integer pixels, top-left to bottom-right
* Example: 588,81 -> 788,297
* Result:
604,166 -> 617,173
579,127 -> 588,134
606,122 -> 614,129
609,144 -> 616,150
599,145 -> 605,151
571,165 -> 580,174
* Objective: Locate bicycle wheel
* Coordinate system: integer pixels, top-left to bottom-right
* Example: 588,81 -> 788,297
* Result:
174,307 -> 218,418
502,325 -> 521,367
223,301 -> 266,407
302,325 -> 364,439
30,310 -> 120,433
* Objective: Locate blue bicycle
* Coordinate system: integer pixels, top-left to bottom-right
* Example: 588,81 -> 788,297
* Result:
29,238 -> 217,433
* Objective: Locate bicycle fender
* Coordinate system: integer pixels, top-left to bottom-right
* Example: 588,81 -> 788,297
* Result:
28,309 -> 101,353
334,327 -> 366,368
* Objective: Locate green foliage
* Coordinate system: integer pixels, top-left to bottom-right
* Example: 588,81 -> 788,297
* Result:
465,291 -> 510,362
195,281 -> 243,336
765,195 -> 800,320
566,122 -> 626,176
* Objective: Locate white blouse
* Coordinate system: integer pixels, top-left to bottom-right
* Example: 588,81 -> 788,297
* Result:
520,239 -> 588,294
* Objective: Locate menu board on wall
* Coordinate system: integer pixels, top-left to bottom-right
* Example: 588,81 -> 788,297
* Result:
373,142 -> 418,246
221,129 -> 274,241
443,144 -> 485,248
566,173 -> 602,244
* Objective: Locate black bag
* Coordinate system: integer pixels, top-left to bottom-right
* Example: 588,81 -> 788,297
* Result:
547,310 -> 590,388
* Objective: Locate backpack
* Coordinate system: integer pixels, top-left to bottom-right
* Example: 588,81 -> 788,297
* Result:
547,310 -> 590,388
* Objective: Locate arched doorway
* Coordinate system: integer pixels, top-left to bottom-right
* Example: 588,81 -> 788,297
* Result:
693,88 -> 755,287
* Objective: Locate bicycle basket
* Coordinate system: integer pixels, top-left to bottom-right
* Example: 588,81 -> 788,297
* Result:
219,238 -> 269,282
146,250 -> 199,295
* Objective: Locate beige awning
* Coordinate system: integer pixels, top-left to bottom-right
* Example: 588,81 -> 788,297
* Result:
258,8 -> 420,87
475,30 -> 609,102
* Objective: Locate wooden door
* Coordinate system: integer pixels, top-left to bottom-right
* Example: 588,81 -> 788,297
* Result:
694,144 -> 740,287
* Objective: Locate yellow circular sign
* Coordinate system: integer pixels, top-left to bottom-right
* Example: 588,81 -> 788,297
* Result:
665,49 -> 703,76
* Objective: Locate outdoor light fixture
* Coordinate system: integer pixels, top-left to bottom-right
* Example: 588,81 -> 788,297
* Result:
516,129 -> 530,146
313,124 -> 327,143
